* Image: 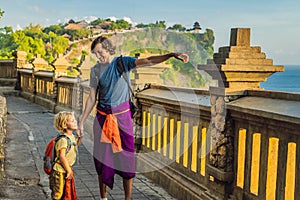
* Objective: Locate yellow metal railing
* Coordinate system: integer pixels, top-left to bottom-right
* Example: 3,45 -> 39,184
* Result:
235,128 -> 297,200
141,110 -> 209,179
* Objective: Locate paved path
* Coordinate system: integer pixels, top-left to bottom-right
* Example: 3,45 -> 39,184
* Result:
3,96 -> 176,200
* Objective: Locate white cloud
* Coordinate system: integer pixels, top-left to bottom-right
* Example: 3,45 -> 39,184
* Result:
57,17 -> 73,24
123,17 -> 132,24
123,17 -> 137,26
83,16 -> 98,23
108,16 -> 117,22
56,16 -> 137,26
107,16 -> 136,25
15,24 -> 23,31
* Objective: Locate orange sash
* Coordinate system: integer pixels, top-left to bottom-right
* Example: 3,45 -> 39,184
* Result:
97,108 -> 129,153
64,171 -> 77,200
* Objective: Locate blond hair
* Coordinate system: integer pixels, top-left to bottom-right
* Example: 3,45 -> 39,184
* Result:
54,111 -> 74,133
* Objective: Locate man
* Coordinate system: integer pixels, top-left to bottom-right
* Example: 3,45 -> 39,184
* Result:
77,36 -> 188,200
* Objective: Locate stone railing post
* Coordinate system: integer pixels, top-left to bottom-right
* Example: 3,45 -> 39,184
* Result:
32,54 -> 48,72
74,76 -> 82,115
79,55 -> 93,80
206,87 -> 239,198
13,51 -> 36,100
52,54 -> 70,107
53,78 -> 58,107
53,54 -> 69,78
13,51 -> 27,90
12,51 -> 27,69
32,54 -> 50,96
198,28 -> 285,199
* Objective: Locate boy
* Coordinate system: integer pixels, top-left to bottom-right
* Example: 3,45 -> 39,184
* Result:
49,111 -> 81,200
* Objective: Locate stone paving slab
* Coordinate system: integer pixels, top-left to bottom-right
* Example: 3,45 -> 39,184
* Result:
0,111 -> 46,199
4,96 -> 177,200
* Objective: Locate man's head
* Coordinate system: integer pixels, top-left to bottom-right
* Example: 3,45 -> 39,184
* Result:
91,36 -> 115,54
91,36 -> 115,63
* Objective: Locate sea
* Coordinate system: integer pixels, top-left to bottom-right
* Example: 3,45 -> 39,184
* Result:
260,65 -> 300,93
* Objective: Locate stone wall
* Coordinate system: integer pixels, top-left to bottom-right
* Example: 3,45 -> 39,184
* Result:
0,95 -> 7,171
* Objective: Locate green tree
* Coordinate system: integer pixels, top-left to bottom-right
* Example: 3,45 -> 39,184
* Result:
149,21 -> 166,28
107,23 -> 118,30
0,26 -> 15,59
115,19 -> 131,29
90,18 -> 106,26
68,19 -> 75,24
0,26 -> 13,34
136,23 -> 148,28
43,24 -> 64,35
0,9 -> 4,20
66,28 -> 91,40
30,38 -> 46,59
23,23 -> 47,39
198,28 -> 215,55
106,19 -> 131,31
135,21 -> 166,29
171,24 -> 186,32
46,31 -> 68,59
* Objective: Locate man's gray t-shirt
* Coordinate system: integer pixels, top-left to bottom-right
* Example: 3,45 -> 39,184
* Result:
89,56 -> 136,108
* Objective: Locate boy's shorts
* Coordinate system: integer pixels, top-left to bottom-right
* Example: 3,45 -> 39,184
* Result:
49,170 -> 65,199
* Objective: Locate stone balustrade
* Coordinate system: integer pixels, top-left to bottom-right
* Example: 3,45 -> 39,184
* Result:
0,60 -> 17,79
0,60 -> 17,88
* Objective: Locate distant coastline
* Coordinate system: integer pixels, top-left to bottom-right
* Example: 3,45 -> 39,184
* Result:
261,65 -> 300,93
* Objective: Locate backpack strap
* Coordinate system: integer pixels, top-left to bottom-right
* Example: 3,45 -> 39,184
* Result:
55,134 -> 72,153
94,66 -> 101,101
53,134 -> 72,163
116,55 -> 134,97
96,56 -> 134,102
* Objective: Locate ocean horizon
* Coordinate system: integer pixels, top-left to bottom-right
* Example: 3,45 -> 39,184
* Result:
260,65 -> 300,93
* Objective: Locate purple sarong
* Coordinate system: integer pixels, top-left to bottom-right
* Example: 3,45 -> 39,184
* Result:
93,101 -> 136,189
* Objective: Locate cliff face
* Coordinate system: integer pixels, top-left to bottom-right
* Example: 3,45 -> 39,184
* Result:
75,29 -> 215,88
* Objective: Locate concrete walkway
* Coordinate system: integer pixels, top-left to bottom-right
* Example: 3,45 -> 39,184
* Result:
3,96 -> 176,200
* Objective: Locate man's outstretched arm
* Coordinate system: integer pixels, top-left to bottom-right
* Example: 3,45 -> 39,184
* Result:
134,52 -> 188,67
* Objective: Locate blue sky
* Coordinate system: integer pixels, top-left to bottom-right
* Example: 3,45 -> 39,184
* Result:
1,0 -> 299,65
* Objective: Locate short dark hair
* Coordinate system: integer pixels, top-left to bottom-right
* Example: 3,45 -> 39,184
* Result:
91,36 -> 115,55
